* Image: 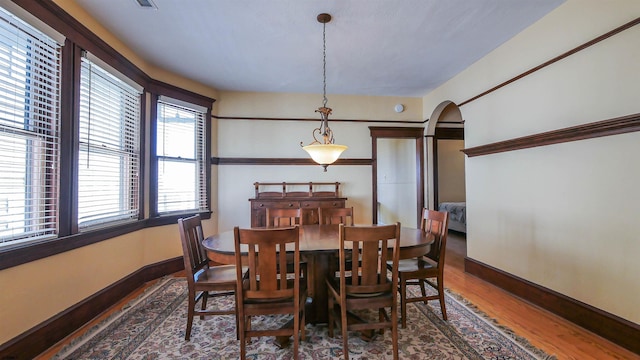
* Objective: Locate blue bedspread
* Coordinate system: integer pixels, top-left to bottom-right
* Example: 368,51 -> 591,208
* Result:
438,202 -> 466,224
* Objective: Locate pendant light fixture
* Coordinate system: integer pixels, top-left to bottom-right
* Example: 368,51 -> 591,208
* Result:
301,13 -> 347,172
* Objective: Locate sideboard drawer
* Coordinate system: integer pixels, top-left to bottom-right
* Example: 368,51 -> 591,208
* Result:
300,201 -> 321,209
320,200 -> 345,208
252,201 -> 300,209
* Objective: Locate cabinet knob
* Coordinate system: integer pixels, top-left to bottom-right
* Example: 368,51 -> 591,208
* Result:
259,203 -> 264,207
333,202 -> 337,206
288,203 -> 293,207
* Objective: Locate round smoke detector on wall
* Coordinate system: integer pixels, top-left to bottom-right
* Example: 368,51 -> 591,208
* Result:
394,104 -> 404,113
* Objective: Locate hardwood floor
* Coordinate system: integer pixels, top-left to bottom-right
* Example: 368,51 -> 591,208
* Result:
444,231 -> 637,360
37,233 -> 637,359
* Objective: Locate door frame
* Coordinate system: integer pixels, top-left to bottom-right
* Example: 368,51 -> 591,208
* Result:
370,127 -> 424,225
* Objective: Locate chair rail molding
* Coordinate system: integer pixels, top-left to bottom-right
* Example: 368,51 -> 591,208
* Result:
462,113 -> 640,157
458,17 -> 640,107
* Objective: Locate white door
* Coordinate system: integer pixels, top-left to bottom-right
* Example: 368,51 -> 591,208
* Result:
376,138 -> 418,228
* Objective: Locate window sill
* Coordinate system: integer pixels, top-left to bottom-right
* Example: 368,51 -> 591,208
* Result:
0,211 -> 211,271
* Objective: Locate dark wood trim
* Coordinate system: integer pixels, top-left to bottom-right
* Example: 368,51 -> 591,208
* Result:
458,17 -> 640,107
11,0 -> 151,87
433,138 -> 439,208
0,221 -> 145,271
369,126 -> 425,138
371,134 -> 379,222
211,157 -> 372,166
465,257 -> 640,354
149,93 -> 159,216
205,107 -> 213,212
462,113 -> 640,157
416,136 -> 425,225
137,92 -> 147,221
0,211 -> 211,271
0,257 -> 184,360
213,115 -> 427,124
369,127 -> 425,225
57,39 -> 76,237
145,211 -> 211,227
435,127 -> 464,140
148,80 -> 215,108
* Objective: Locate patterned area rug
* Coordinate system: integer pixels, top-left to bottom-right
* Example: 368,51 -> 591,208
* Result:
52,277 -> 556,359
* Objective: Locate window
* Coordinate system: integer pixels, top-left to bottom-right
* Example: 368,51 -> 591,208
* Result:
77,54 -> 142,230
0,7 -> 61,247
156,98 -> 207,214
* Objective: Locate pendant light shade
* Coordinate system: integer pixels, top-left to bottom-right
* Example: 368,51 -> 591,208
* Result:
302,143 -> 348,165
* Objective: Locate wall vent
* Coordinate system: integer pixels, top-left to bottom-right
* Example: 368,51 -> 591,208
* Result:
135,0 -> 157,9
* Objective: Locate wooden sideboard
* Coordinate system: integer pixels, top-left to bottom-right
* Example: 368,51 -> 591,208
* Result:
249,182 -> 347,227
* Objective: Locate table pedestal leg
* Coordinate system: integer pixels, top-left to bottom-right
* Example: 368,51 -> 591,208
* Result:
274,249 -> 376,349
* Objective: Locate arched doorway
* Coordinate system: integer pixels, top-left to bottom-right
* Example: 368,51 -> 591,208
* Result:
425,101 -> 464,210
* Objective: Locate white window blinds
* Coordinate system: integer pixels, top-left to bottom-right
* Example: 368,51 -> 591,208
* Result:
78,55 -> 142,229
0,7 -> 62,246
156,99 -> 207,214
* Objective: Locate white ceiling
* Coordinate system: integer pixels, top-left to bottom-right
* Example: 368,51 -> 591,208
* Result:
72,0 -> 564,98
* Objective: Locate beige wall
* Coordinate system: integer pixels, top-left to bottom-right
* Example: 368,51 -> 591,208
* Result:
423,0 -> 640,323
215,91 -> 423,231
437,139 -> 465,203
0,228 -> 184,343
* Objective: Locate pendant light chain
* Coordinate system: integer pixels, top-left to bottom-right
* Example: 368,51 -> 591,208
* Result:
322,21 -> 328,108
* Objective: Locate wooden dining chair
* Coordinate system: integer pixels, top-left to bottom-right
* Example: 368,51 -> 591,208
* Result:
389,208 -> 449,328
326,223 -> 401,360
320,207 -> 355,277
233,226 -> 307,360
266,208 -> 303,227
265,207 -> 308,279
319,206 -> 354,225
178,214 -> 238,340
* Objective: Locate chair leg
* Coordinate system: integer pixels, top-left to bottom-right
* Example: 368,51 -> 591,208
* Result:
378,308 -> 385,335
437,276 -> 447,320
300,304 -> 307,341
341,304 -> 349,360
419,279 -> 427,303
293,308 -> 299,360
400,278 -> 407,328
328,296 -> 335,337
391,302 -> 399,360
200,291 -> 208,320
234,293 -> 240,340
185,295 -> 195,341
238,315 -> 247,360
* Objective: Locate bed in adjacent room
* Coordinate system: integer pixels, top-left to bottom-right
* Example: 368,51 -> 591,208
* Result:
438,202 -> 466,233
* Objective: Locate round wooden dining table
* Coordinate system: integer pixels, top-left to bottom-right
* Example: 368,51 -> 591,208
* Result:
203,224 -> 433,326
